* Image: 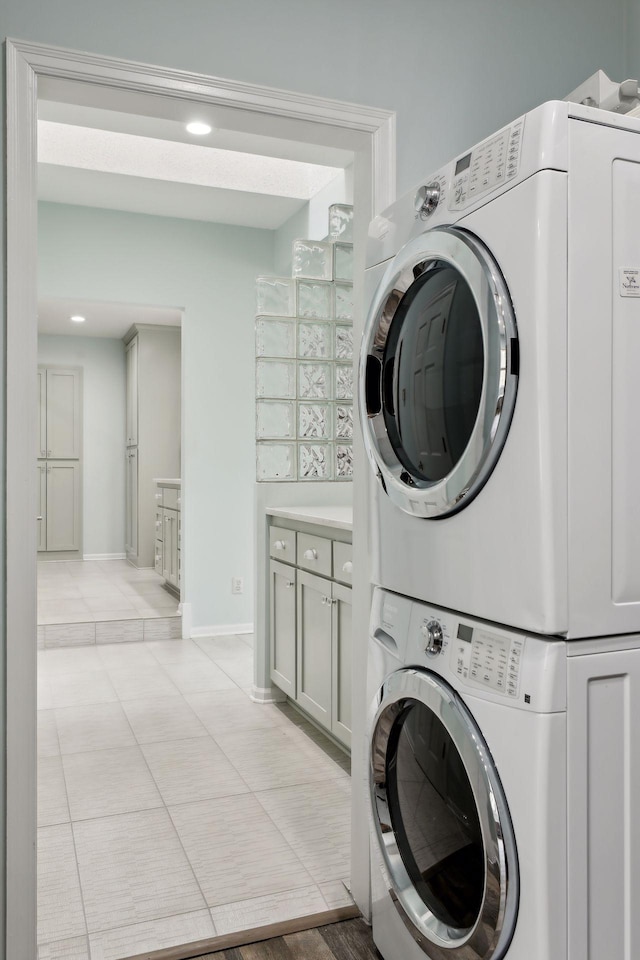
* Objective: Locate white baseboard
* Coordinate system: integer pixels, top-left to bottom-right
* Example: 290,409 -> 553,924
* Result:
190,621 -> 254,638
83,553 -> 126,561
251,684 -> 287,704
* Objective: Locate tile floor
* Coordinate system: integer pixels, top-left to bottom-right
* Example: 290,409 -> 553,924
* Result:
38,560 -> 181,625
37,634 -> 352,960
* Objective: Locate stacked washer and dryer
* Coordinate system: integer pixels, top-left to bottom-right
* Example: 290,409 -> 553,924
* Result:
360,98 -> 640,960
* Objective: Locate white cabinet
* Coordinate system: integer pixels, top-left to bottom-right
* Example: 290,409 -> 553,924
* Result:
125,337 -> 138,447
297,569 -> 333,727
37,460 -> 81,553
37,463 -> 47,552
125,448 -> 138,558
162,508 -> 179,587
38,366 -> 82,555
124,325 -> 180,567
154,483 -> 181,594
44,368 -> 81,459
268,520 -> 352,749
269,559 -> 297,697
331,581 -> 352,747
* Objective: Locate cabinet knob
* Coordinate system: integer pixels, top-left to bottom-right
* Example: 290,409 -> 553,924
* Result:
285,580 -> 295,588
36,516 -> 43,521
303,548 -> 318,560
155,493 -> 162,500
40,449 -> 45,456
177,497 -> 181,506
342,560 -> 353,574
47,449 -> 51,456
273,539 -> 286,551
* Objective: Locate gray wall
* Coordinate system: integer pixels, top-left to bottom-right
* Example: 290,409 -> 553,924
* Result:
0,0 -> 627,196
38,335 -> 127,558
626,0 -> 640,78
39,201 -> 274,629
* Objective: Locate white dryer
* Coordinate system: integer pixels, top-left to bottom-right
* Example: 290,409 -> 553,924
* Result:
360,101 -> 640,638
367,587 -> 640,960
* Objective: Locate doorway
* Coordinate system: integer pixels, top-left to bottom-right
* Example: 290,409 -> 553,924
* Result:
6,38 -> 394,960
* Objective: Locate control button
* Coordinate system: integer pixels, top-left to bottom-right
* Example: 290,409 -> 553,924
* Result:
421,620 -> 443,657
414,183 -> 441,218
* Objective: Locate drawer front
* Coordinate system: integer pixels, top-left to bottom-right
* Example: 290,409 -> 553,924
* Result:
333,541 -> 353,585
297,532 -> 332,577
163,486 -> 180,510
269,526 -> 296,562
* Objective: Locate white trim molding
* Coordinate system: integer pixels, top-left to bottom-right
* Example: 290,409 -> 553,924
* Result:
4,37 -> 395,959
190,622 -> 254,638
82,553 -> 127,561
250,685 -> 287,704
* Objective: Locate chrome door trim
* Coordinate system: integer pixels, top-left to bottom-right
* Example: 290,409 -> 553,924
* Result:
359,227 -> 518,518
369,668 -> 519,959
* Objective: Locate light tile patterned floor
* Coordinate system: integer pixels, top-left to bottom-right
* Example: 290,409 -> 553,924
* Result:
37,560 -> 180,625
37,634 -> 352,960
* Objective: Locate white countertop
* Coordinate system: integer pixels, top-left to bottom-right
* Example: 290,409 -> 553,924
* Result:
267,505 -> 353,531
153,478 -> 181,486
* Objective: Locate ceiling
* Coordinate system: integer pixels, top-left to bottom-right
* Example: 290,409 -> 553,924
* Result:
35,88 -> 354,337
37,101 -> 352,230
38,298 -> 182,338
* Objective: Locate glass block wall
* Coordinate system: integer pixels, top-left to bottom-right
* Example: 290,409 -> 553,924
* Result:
255,204 -> 354,481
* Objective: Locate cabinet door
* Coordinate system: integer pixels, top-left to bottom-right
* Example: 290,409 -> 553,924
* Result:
270,559 -> 296,697
45,461 -> 81,551
162,509 -> 176,584
126,448 -> 138,558
126,338 -> 138,446
37,369 -> 47,458
177,512 -> 182,588
296,569 -> 332,726
331,581 -> 352,748
37,462 -> 47,552
45,368 -> 81,458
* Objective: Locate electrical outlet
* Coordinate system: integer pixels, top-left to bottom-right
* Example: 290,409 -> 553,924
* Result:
232,577 -> 244,595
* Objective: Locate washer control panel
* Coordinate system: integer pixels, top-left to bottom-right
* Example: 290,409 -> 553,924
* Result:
449,116 -> 525,211
451,624 -> 524,698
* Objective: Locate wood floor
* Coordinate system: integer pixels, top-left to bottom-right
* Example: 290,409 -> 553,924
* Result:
197,919 -> 380,960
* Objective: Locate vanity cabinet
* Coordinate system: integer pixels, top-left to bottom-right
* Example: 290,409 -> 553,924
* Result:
268,518 -> 352,749
269,559 -> 297,697
154,482 -> 181,594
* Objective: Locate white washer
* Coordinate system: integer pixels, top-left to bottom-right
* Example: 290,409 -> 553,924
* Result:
367,587 -> 640,960
360,101 -> 640,638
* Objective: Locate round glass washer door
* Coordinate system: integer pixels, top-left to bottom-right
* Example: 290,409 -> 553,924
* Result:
360,227 -> 518,518
370,668 -> 519,959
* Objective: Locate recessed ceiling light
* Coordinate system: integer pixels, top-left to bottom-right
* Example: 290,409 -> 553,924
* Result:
186,121 -> 212,136
70,315 -> 86,323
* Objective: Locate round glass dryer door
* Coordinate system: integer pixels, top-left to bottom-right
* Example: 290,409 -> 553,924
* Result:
370,668 -> 519,960
361,227 -> 518,518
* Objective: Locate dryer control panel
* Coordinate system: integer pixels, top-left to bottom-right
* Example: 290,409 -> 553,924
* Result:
449,117 -> 525,211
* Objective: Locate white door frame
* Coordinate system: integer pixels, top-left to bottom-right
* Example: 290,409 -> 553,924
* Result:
5,37 -> 394,958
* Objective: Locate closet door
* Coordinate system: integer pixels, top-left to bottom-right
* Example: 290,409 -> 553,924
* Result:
126,448 -> 139,558
46,461 -> 81,551
126,338 -> 139,447
46,368 -> 81,458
